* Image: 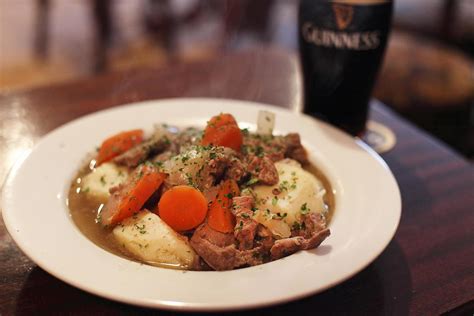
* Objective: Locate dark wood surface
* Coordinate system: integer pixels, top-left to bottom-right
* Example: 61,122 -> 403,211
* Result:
0,50 -> 473,315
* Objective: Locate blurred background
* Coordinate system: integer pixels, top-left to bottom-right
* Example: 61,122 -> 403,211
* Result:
0,0 -> 473,158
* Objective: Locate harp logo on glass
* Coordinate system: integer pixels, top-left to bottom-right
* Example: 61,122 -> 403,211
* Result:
333,4 -> 353,30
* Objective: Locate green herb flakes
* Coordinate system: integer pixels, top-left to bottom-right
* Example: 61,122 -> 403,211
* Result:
271,196 -> 278,206
300,203 -> 310,215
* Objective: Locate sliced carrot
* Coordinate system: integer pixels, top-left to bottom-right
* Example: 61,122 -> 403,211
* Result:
207,113 -> 238,129
97,129 -> 144,165
100,164 -> 166,226
202,124 -> 243,152
157,185 -> 208,232
202,114 -> 243,151
207,179 -> 240,233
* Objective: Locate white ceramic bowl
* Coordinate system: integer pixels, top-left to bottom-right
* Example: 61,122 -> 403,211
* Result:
2,98 -> 401,311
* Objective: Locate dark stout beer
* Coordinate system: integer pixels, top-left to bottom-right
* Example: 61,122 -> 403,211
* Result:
299,0 -> 393,136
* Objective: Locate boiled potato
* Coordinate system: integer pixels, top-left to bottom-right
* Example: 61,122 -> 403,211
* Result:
113,210 -> 198,269
81,162 -> 129,203
252,159 -> 326,238
162,147 -> 207,187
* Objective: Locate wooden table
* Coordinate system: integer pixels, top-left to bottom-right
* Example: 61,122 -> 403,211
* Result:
0,50 -> 473,315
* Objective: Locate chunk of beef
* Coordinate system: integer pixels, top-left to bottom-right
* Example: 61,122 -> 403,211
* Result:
152,151 -> 174,164
193,223 -> 235,248
175,127 -> 202,152
303,228 -> 330,249
232,196 -> 258,250
303,212 -> 327,236
205,147 -> 248,184
243,134 -> 286,162
255,225 -> 274,250
190,224 -> 266,271
114,130 -> 172,167
225,156 -> 247,183
292,212 -> 327,238
153,126 -> 203,156
247,155 -> 279,185
191,244 -> 237,271
270,237 -> 302,260
270,228 -> 330,260
190,257 -> 211,271
190,147 -> 239,189
115,126 -> 202,168
189,224 -> 239,270
284,133 -> 308,165
242,133 -> 308,165
163,146 -> 248,192
271,211 -> 329,260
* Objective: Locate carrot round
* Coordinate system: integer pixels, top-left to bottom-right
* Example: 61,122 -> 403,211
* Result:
158,185 -> 208,232
207,179 -> 240,233
97,129 -> 144,165
100,164 -> 166,226
207,113 -> 238,129
202,114 -> 242,151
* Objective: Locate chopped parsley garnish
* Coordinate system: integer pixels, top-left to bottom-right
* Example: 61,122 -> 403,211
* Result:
300,203 -> 310,215
100,175 -> 106,185
185,173 -> 195,187
134,223 -> 147,234
271,196 -> 278,206
275,212 -> 287,219
279,180 -> 289,191
292,222 -> 302,231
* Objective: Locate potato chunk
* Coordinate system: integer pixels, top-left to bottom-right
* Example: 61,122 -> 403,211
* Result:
252,160 -> 327,237
113,210 -> 198,269
81,162 -> 129,203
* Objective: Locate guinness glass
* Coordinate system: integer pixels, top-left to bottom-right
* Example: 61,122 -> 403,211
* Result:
299,0 -> 393,136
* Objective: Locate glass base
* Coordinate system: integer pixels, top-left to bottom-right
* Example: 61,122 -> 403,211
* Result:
361,120 -> 396,154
